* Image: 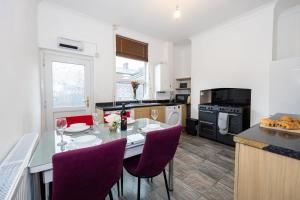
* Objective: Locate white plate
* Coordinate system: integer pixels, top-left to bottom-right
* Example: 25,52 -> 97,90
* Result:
70,123 -> 86,128
72,135 -> 101,148
65,123 -> 90,133
127,134 -> 145,146
146,124 -> 160,129
141,124 -> 162,132
127,118 -> 136,124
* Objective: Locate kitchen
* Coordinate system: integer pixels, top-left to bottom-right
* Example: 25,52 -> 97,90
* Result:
1,0 -> 300,200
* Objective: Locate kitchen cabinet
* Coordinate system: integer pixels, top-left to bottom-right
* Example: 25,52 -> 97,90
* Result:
133,107 -> 150,119
149,106 -> 166,123
154,64 -> 172,91
234,143 -> 300,200
96,108 -> 104,123
97,105 -> 167,123
181,104 -> 187,127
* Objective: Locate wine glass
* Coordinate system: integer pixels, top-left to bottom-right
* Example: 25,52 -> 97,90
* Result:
56,118 -> 67,146
151,110 -> 159,121
92,113 -> 100,133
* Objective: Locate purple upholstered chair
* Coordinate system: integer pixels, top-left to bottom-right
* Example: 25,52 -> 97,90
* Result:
124,125 -> 182,200
52,138 -> 127,200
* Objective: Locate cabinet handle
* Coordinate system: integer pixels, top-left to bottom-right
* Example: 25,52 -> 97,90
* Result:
223,132 -> 236,136
83,96 -> 90,108
199,120 -> 214,125
199,110 -> 214,114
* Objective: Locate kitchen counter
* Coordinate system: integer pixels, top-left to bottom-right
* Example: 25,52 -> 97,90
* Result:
96,100 -> 182,111
234,113 -> 300,200
234,113 -> 300,160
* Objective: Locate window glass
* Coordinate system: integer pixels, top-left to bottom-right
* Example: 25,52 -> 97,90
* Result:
115,57 -> 147,101
52,62 -> 85,107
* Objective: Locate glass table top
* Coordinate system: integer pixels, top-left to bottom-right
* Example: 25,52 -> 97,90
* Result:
29,118 -> 170,172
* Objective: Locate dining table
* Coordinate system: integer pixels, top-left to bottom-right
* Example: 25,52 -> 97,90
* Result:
29,118 -> 174,200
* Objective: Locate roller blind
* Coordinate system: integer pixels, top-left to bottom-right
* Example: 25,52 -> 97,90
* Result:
116,35 -> 148,62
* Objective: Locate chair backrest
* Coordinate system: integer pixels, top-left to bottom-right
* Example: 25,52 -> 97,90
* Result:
136,125 -> 182,177
66,115 -> 93,127
52,138 -> 127,200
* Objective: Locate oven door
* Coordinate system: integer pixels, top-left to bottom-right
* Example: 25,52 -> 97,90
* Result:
175,95 -> 188,103
199,110 -> 217,123
198,110 -> 217,139
198,120 -> 217,140
216,113 -> 243,146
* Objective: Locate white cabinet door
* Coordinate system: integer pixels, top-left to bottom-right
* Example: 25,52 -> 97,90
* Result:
154,64 -> 171,91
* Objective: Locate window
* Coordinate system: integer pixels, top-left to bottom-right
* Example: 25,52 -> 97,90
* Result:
115,56 -> 147,101
52,62 -> 85,108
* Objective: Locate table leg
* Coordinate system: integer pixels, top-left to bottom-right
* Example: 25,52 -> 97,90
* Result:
168,159 -> 174,191
45,182 -> 50,200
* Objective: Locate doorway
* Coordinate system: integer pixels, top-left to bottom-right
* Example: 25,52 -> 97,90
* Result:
41,50 -> 94,131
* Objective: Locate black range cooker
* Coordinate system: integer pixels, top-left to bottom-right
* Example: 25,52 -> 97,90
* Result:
198,88 -> 251,146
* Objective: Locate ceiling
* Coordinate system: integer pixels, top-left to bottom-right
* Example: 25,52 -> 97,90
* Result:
45,0 -> 273,41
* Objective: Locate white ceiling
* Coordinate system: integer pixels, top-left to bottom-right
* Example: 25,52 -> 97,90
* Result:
45,0 -> 273,41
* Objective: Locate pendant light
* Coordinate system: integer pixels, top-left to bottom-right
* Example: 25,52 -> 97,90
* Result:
173,5 -> 181,19
173,0 -> 181,20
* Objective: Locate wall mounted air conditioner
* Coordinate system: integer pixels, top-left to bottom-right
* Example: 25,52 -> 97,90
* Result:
57,37 -> 84,51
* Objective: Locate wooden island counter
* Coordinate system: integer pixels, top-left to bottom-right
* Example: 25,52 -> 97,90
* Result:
234,113 -> 300,200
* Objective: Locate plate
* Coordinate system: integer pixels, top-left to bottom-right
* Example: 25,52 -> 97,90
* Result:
127,118 -> 136,124
65,123 -> 90,133
72,135 -> 101,148
146,124 -> 161,129
260,124 -> 300,134
127,134 -> 145,146
141,124 -> 162,132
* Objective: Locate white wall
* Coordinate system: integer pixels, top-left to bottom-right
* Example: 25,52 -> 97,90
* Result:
38,1 -> 115,103
38,1 -> 171,102
0,0 -> 41,161
190,4 -> 275,125
270,57 -> 300,115
276,5 -> 300,59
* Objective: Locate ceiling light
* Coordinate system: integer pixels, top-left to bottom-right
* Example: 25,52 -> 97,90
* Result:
174,5 -> 181,19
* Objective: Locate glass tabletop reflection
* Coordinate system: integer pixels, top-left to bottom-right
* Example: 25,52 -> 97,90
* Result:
29,118 -> 170,172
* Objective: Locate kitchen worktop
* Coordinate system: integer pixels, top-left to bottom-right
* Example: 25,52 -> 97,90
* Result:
96,100 -> 183,111
234,113 -> 300,160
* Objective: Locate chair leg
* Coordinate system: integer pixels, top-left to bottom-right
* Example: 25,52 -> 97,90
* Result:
137,177 -> 141,200
117,181 -> 120,197
109,190 -> 113,200
163,170 -> 171,200
147,177 -> 153,183
121,170 -> 124,196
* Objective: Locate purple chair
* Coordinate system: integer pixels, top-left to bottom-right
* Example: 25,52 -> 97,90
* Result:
52,138 -> 127,200
124,125 -> 182,200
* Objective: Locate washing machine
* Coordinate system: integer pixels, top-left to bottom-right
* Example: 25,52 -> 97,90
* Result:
165,105 -> 182,126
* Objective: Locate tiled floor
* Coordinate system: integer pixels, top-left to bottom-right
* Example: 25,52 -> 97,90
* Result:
110,133 -> 235,200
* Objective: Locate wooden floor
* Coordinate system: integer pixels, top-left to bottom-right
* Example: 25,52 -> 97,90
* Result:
109,133 -> 235,200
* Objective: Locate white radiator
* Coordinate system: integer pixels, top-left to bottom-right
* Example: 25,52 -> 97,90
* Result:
0,133 -> 38,200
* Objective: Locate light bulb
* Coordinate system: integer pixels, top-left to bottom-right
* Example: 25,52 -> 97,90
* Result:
173,6 -> 181,19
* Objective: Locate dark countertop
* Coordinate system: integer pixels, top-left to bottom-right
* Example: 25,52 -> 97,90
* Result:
96,100 -> 184,111
234,113 -> 300,160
